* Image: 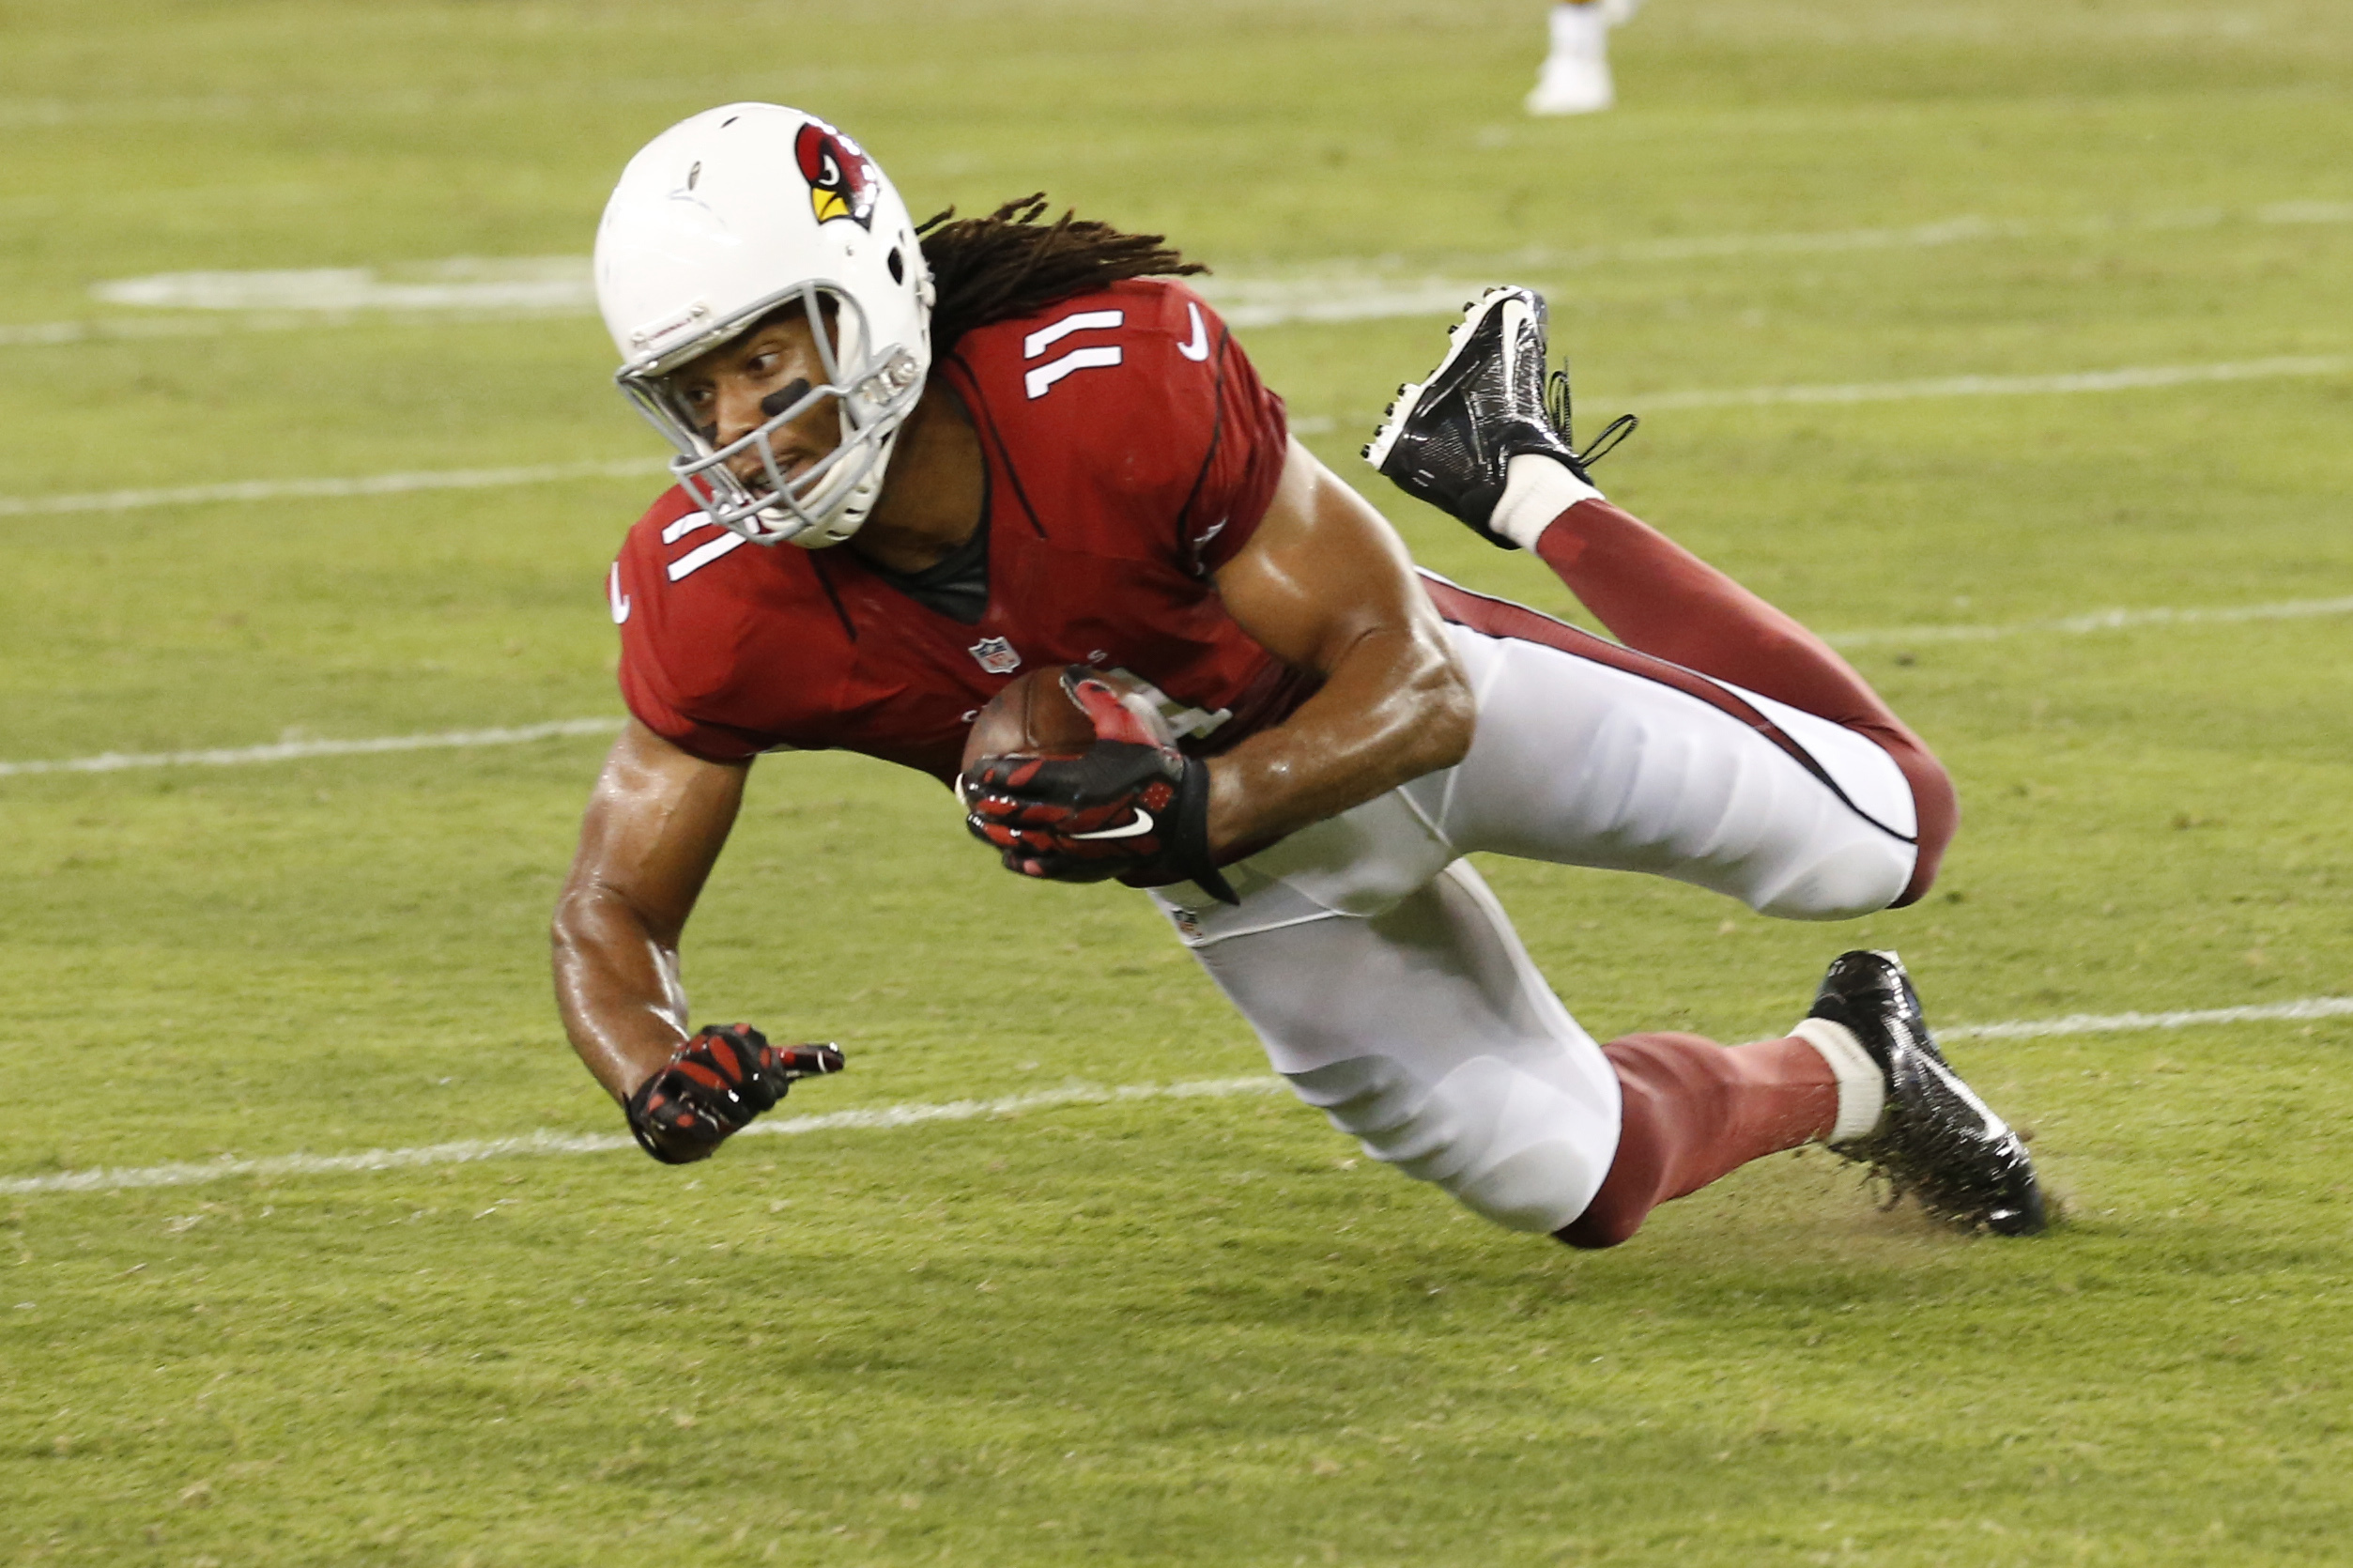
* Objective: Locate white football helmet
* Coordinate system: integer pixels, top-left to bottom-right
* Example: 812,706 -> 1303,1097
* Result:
595,104 -> 934,547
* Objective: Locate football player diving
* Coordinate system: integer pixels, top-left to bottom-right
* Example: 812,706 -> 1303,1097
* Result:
552,104 -> 2045,1248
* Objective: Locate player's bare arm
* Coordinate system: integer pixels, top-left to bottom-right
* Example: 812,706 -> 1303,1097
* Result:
551,719 -> 746,1103
551,722 -> 843,1163
1203,439 -> 1473,853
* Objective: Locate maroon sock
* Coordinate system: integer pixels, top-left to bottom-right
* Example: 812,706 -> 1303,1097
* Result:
1554,1031 -> 1838,1250
1533,500 -> 1957,903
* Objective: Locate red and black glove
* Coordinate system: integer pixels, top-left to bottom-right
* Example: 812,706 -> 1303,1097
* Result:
624,1024 -> 845,1165
961,669 -> 1239,905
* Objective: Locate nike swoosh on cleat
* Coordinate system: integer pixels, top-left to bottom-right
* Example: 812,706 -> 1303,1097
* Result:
1070,808 -> 1156,841
1918,1054 -> 2008,1139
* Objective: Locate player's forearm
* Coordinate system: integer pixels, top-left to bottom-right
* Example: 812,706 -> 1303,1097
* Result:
1205,621 -> 1473,852
550,884 -> 694,1103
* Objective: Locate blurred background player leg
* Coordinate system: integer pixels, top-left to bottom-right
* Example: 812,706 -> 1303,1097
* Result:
1526,0 -> 1641,116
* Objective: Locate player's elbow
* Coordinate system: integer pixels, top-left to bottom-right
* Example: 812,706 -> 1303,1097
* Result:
548,883 -> 603,982
549,876 -> 655,971
1402,638 -> 1477,776
1423,672 -> 1476,774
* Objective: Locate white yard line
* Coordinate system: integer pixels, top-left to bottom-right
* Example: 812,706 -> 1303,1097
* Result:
0,1078 -> 1290,1197
8,198 -> 2348,348
1943,995 -> 2353,1042
1823,594 -> 2353,651
88,259 -> 594,314
5,995 -> 2346,1198
0,718 -> 623,778
1638,355 -> 2353,411
1211,284 -> 1486,331
0,458 -> 665,519
7,352 -> 2345,520
0,306 -> 596,348
1498,199 -> 2353,272
3,592 -> 2348,781
1,284 -> 1491,345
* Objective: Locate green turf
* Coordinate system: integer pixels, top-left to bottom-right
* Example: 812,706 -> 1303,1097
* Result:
4,1 -> 2352,1562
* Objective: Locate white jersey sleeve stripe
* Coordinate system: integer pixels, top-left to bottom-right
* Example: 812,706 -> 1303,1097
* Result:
665,529 -> 749,581
1022,308 -> 1124,359
1024,345 -> 1124,400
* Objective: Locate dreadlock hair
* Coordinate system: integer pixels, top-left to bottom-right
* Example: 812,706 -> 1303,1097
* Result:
915,195 -> 1206,355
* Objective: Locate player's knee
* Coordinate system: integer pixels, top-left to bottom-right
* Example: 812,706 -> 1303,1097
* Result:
1752,838 -> 1915,921
1889,748 -> 1957,907
1284,1053 -> 1608,1234
1847,720 -> 1957,908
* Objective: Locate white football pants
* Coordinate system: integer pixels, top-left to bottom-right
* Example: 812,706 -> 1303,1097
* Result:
1149,614 -> 1922,1233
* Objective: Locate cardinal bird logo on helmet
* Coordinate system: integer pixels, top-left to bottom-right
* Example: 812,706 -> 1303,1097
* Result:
794,121 -> 879,230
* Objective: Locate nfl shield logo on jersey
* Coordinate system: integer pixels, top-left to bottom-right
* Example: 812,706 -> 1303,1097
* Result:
968,636 -> 1022,675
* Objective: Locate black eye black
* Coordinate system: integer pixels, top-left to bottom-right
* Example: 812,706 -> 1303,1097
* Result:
760,378 -> 814,419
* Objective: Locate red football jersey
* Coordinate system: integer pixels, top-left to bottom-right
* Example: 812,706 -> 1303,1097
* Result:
608,279 -> 1314,782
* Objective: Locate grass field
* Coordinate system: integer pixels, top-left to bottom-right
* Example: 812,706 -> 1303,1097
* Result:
5,1 -> 2352,1562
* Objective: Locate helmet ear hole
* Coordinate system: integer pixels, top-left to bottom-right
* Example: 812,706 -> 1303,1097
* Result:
886,246 -> 905,284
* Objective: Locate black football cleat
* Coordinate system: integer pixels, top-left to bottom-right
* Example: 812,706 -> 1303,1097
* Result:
1812,950 -> 2048,1237
1361,285 -> 1632,547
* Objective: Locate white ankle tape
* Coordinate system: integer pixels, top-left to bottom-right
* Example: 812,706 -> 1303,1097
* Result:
1492,453 -> 1604,550
1791,1018 -> 1886,1145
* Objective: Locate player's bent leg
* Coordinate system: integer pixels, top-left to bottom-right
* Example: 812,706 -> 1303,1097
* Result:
1559,952 -> 2045,1245
1150,844 -> 2040,1242
1556,1030 -> 1845,1248
1158,860 -> 1623,1233
1407,611 -> 1921,921
1366,289 -> 1955,905
1494,457 -> 1959,906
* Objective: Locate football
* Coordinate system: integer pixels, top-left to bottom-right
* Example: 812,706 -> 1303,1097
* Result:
961,667 -> 1179,773
961,666 -> 1099,772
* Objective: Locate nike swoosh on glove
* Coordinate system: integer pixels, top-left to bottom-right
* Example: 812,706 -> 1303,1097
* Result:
961,669 -> 1239,905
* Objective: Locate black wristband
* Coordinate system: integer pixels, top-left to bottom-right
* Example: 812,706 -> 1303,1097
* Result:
1116,754 -> 1238,905
1170,754 -> 1240,905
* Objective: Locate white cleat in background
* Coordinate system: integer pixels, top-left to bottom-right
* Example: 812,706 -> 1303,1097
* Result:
1525,0 -> 1642,116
